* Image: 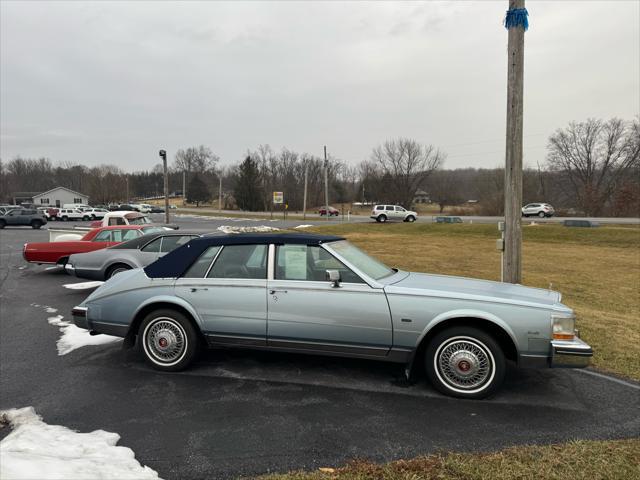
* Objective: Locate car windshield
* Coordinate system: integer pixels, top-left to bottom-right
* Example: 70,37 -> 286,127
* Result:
327,240 -> 394,280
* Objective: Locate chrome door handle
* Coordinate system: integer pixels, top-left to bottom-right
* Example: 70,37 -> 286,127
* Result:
190,287 -> 208,292
269,289 -> 288,294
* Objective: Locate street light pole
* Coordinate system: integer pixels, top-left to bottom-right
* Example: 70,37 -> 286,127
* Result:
324,146 -> 329,222
159,150 -> 169,224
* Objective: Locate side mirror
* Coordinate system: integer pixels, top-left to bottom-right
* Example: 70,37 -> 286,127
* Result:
325,269 -> 341,288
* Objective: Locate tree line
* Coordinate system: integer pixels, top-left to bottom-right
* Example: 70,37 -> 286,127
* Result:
1,117 -> 638,216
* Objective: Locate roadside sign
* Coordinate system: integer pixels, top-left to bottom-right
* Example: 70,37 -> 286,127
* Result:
273,192 -> 284,204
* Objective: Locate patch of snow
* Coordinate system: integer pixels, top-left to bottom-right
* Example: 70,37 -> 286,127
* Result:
0,406 -> 161,480
45,307 -> 57,314
17,266 -> 26,270
47,316 -> 121,356
45,266 -> 61,271
62,281 -> 104,290
217,225 -> 280,234
295,224 -> 313,229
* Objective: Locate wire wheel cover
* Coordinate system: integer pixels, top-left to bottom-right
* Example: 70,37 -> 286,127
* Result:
437,338 -> 493,390
145,319 -> 186,363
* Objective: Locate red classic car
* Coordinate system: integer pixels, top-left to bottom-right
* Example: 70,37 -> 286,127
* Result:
23,225 -> 164,265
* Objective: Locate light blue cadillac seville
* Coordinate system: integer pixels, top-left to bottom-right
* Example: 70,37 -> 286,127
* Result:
72,233 -> 592,399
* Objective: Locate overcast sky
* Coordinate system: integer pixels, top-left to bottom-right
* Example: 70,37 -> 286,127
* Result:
1,1 -> 638,171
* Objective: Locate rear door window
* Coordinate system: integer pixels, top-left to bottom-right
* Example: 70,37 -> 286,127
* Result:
93,231 -> 112,242
160,235 -> 195,253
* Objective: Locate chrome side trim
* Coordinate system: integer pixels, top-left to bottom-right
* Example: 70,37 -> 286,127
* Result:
268,337 -> 390,357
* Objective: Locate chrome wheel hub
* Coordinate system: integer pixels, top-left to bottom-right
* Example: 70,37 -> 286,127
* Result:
437,339 -> 492,390
146,320 -> 185,363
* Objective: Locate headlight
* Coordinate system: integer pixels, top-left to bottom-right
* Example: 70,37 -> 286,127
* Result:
552,314 -> 575,340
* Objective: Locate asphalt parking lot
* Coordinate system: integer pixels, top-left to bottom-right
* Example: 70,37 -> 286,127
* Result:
1,217 -> 639,479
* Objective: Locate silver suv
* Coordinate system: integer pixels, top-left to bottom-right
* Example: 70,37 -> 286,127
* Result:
522,203 -> 555,218
370,205 -> 417,223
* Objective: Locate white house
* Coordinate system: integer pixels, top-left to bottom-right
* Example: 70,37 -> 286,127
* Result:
32,187 -> 89,208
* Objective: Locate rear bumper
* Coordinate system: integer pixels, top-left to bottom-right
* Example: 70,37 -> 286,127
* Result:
64,263 -> 76,276
550,337 -> 592,368
72,306 -> 89,329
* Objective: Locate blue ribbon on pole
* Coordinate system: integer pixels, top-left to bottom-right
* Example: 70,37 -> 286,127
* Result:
504,8 -> 529,31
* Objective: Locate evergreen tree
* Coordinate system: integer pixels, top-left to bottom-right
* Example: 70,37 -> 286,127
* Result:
234,156 -> 263,211
187,174 -> 210,207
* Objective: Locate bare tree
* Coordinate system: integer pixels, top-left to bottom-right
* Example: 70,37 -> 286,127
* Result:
370,138 -> 445,208
546,118 -> 640,216
174,145 -> 219,174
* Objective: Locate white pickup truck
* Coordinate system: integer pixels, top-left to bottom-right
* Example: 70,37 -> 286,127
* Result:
49,211 -> 178,242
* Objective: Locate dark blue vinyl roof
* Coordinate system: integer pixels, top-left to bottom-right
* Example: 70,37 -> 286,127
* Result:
144,232 -> 344,278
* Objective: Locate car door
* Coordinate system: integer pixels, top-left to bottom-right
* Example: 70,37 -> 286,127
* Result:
5,210 -> 21,225
174,244 -> 268,346
267,244 -> 392,357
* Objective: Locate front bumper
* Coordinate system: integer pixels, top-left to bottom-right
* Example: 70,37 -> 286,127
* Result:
550,337 -> 593,368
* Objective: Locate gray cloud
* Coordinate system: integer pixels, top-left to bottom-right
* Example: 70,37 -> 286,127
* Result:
1,1 -> 638,170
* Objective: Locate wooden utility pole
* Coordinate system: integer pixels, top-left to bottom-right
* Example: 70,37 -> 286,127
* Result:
182,171 -> 186,206
323,146 -> 329,222
218,174 -> 222,212
503,0 -> 527,283
302,162 -> 308,220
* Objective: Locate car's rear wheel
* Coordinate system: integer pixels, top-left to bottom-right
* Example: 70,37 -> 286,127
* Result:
139,309 -> 199,371
106,263 -> 131,279
377,214 -> 387,223
0,220 -> 5,229
406,215 -> 416,223
425,326 -> 505,399
31,220 -> 42,229
62,216 -> 68,221
538,211 -> 545,218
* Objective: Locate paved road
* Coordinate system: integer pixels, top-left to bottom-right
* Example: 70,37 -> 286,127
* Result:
1,220 -> 638,479
172,208 -> 640,225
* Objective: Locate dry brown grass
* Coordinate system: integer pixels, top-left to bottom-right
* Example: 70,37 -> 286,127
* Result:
306,223 -> 640,380
255,439 -> 640,480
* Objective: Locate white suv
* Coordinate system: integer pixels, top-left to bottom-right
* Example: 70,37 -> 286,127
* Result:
58,208 -> 85,221
522,203 -> 555,218
370,205 -> 417,223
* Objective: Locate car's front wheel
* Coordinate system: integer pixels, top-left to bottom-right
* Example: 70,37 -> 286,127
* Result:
425,326 -> 505,399
139,309 -> 199,372
405,215 -> 416,222
31,220 -> 42,229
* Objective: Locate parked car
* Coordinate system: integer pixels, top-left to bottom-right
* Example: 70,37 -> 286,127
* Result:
58,208 -> 85,221
0,205 -> 21,215
23,225 -> 168,265
370,205 -> 417,223
435,216 -> 463,224
150,206 -> 165,213
90,211 -> 156,228
0,208 -> 47,229
169,205 -> 177,210
72,233 -> 592,399
66,231 -> 204,280
522,203 -> 555,218
83,208 -> 110,220
318,206 -> 339,217
62,203 -> 91,211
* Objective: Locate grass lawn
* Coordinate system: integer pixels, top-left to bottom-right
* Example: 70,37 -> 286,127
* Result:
304,223 -> 640,381
256,439 -> 640,480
